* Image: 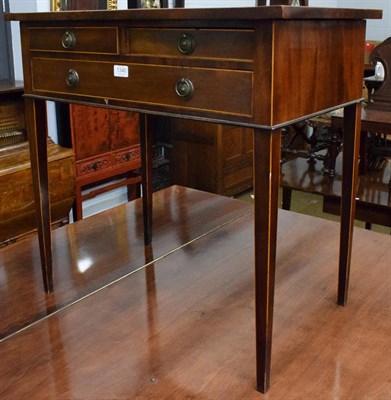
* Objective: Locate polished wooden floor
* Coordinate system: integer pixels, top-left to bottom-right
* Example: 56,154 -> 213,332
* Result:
0,186 -> 390,399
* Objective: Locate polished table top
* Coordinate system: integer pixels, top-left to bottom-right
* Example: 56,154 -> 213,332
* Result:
6,6 -> 381,21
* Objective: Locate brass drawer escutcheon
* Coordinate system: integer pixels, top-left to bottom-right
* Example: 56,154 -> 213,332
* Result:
177,33 -> 196,55
65,69 -> 79,87
175,78 -> 194,100
61,31 -> 76,49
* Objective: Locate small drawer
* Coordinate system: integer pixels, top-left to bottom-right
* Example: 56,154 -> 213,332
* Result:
31,58 -> 253,118
114,147 -> 141,166
28,27 -> 119,54
77,156 -> 111,177
126,28 -> 254,61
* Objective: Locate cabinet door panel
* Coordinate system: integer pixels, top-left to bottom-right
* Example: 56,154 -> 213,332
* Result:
70,105 -> 110,160
109,110 -> 139,150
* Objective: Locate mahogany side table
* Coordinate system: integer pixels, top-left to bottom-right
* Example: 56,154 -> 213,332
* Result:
6,6 -> 381,393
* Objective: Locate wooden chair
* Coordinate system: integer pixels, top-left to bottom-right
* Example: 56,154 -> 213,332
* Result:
332,37 -> 391,177
367,37 -> 391,112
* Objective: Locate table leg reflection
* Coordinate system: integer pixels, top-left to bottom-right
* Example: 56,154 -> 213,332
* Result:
140,114 -> 154,245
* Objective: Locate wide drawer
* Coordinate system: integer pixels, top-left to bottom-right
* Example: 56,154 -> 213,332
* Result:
28,27 -> 119,54
31,58 -> 253,117
126,28 -> 254,61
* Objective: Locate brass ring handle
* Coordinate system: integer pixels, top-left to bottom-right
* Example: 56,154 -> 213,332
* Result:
175,78 -> 194,100
65,69 -> 79,87
61,31 -> 76,49
177,33 -> 196,55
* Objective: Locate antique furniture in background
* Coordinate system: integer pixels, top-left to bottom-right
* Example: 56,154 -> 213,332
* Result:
367,37 -> 391,111
170,119 -> 253,196
332,38 -> 391,177
0,83 -> 26,146
281,156 -> 391,228
6,6 -> 380,393
70,105 -> 141,220
332,37 -> 391,180
280,115 -> 340,176
0,82 -> 74,245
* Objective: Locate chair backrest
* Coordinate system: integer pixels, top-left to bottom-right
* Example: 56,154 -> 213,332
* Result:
369,37 -> 391,111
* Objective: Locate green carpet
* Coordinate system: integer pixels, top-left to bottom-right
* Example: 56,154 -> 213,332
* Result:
235,188 -> 389,235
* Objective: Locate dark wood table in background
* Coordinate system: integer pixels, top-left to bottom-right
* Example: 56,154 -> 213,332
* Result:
281,156 -> 391,228
332,107 -> 391,175
5,6 -> 381,393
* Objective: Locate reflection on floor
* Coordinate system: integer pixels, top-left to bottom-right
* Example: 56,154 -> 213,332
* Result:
1,186 -> 390,399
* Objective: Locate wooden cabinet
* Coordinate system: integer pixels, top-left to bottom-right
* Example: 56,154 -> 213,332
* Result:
69,105 -> 141,220
171,119 -> 253,197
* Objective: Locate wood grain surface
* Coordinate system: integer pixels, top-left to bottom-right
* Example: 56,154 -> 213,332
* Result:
1,187 -> 390,399
4,7 -> 384,394
0,186 -> 251,339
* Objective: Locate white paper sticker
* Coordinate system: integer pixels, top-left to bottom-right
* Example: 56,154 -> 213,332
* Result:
114,65 -> 129,78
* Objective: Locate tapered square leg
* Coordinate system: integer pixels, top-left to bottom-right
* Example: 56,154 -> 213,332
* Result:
338,102 -> 361,306
25,97 -> 53,293
253,128 -> 281,393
